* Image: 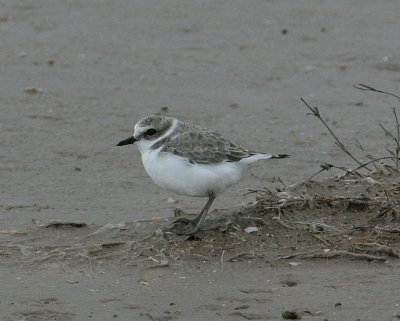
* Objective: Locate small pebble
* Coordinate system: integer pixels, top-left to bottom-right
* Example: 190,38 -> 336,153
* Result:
281,280 -> 298,287
167,197 -> 179,204
25,86 -> 43,94
244,226 -> 258,233
282,310 -> 301,320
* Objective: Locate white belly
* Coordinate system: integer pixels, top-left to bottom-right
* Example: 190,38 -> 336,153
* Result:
141,149 -> 243,197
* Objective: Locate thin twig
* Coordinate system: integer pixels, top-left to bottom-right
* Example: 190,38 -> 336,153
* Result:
244,189 -> 259,196
351,156 -> 400,173
392,107 -> 400,170
312,233 -> 331,245
307,167 -> 327,181
394,108 -> 400,145
302,250 -> 387,261
394,108 -> 400,142
354,138 -> 365,151
379,122 -> 396,140
282,249 -> 388,261
354,84 -> 400,170
227,251 -> 256,262
301,98 -> 366,167
375,227 -> 400,234
376,204 -> 399,220
183,253 -> 208,261
307,162 -> 358,180
275,250 -> 317,260
354,84 -> 400,102
278,177 -> 287,189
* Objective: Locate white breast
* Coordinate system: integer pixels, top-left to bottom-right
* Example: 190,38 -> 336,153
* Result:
141,148 -> 244,197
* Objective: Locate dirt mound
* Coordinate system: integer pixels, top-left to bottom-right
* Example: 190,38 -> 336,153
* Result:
1,172 -> 399,270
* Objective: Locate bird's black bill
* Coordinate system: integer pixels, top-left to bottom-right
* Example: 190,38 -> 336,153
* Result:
117,136 -> 137,146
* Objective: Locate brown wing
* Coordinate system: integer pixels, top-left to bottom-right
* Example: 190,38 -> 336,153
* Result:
160,129 -> 256,164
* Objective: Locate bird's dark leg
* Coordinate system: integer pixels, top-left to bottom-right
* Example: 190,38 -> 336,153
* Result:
193,191 -> 215,230
173,191 -> 216,234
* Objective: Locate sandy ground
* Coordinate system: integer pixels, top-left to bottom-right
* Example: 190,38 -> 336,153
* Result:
1,0 -> 400,320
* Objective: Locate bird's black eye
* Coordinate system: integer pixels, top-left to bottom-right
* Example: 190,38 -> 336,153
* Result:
145,128 -> 157,136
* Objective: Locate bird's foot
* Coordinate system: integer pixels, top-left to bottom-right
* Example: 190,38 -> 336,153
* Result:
172,217 -> 197,226
170,218 -> 201,236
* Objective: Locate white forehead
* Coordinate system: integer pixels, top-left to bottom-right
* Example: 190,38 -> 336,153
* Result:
133,115 -> 171,135
133,116 -> 150,131
133,122 -> 150,136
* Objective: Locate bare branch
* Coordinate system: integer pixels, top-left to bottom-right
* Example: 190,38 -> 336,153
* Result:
355,84 -> 400,170
379,122 -> 395,140
301,98 -> 366,167
392,107 -> 400,169
307,165 -> 330,181
353,138 -> 365,151
354,83 -> 400,102
351,156 -> 400,173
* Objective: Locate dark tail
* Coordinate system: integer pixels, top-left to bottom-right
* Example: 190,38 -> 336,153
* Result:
271,154 -> 290,159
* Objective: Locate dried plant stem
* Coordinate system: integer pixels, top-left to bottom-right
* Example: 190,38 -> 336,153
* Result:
395,107 -> 400,151
354,84 -> 400,170
307,161 -> 364,181
307,167 -> 327,181
279,250 -> 387,261
354,138 -> 365,151
312,234 -> 330,245
352,156 -> 400,173
302,250 -> 387,261
227,251 -> 256,262
354,83 -> 400,102
301,98 -> 366,168
387,107 -> 400,169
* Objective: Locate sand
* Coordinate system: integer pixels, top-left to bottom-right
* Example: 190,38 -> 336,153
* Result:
1,0 -> 400,320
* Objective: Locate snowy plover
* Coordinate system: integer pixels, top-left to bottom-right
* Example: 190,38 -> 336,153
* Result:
118,115 -> 289,234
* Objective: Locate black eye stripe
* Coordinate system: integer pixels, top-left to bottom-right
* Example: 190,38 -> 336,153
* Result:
145,128 -> 157,136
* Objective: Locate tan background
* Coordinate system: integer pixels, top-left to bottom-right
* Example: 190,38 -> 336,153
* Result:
1,1 -> 400,320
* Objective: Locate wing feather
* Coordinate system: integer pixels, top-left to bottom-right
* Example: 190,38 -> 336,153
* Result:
160,128 -> 256,164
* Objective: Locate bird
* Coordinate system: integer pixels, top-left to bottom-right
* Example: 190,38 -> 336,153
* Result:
117,114 -> 289,235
